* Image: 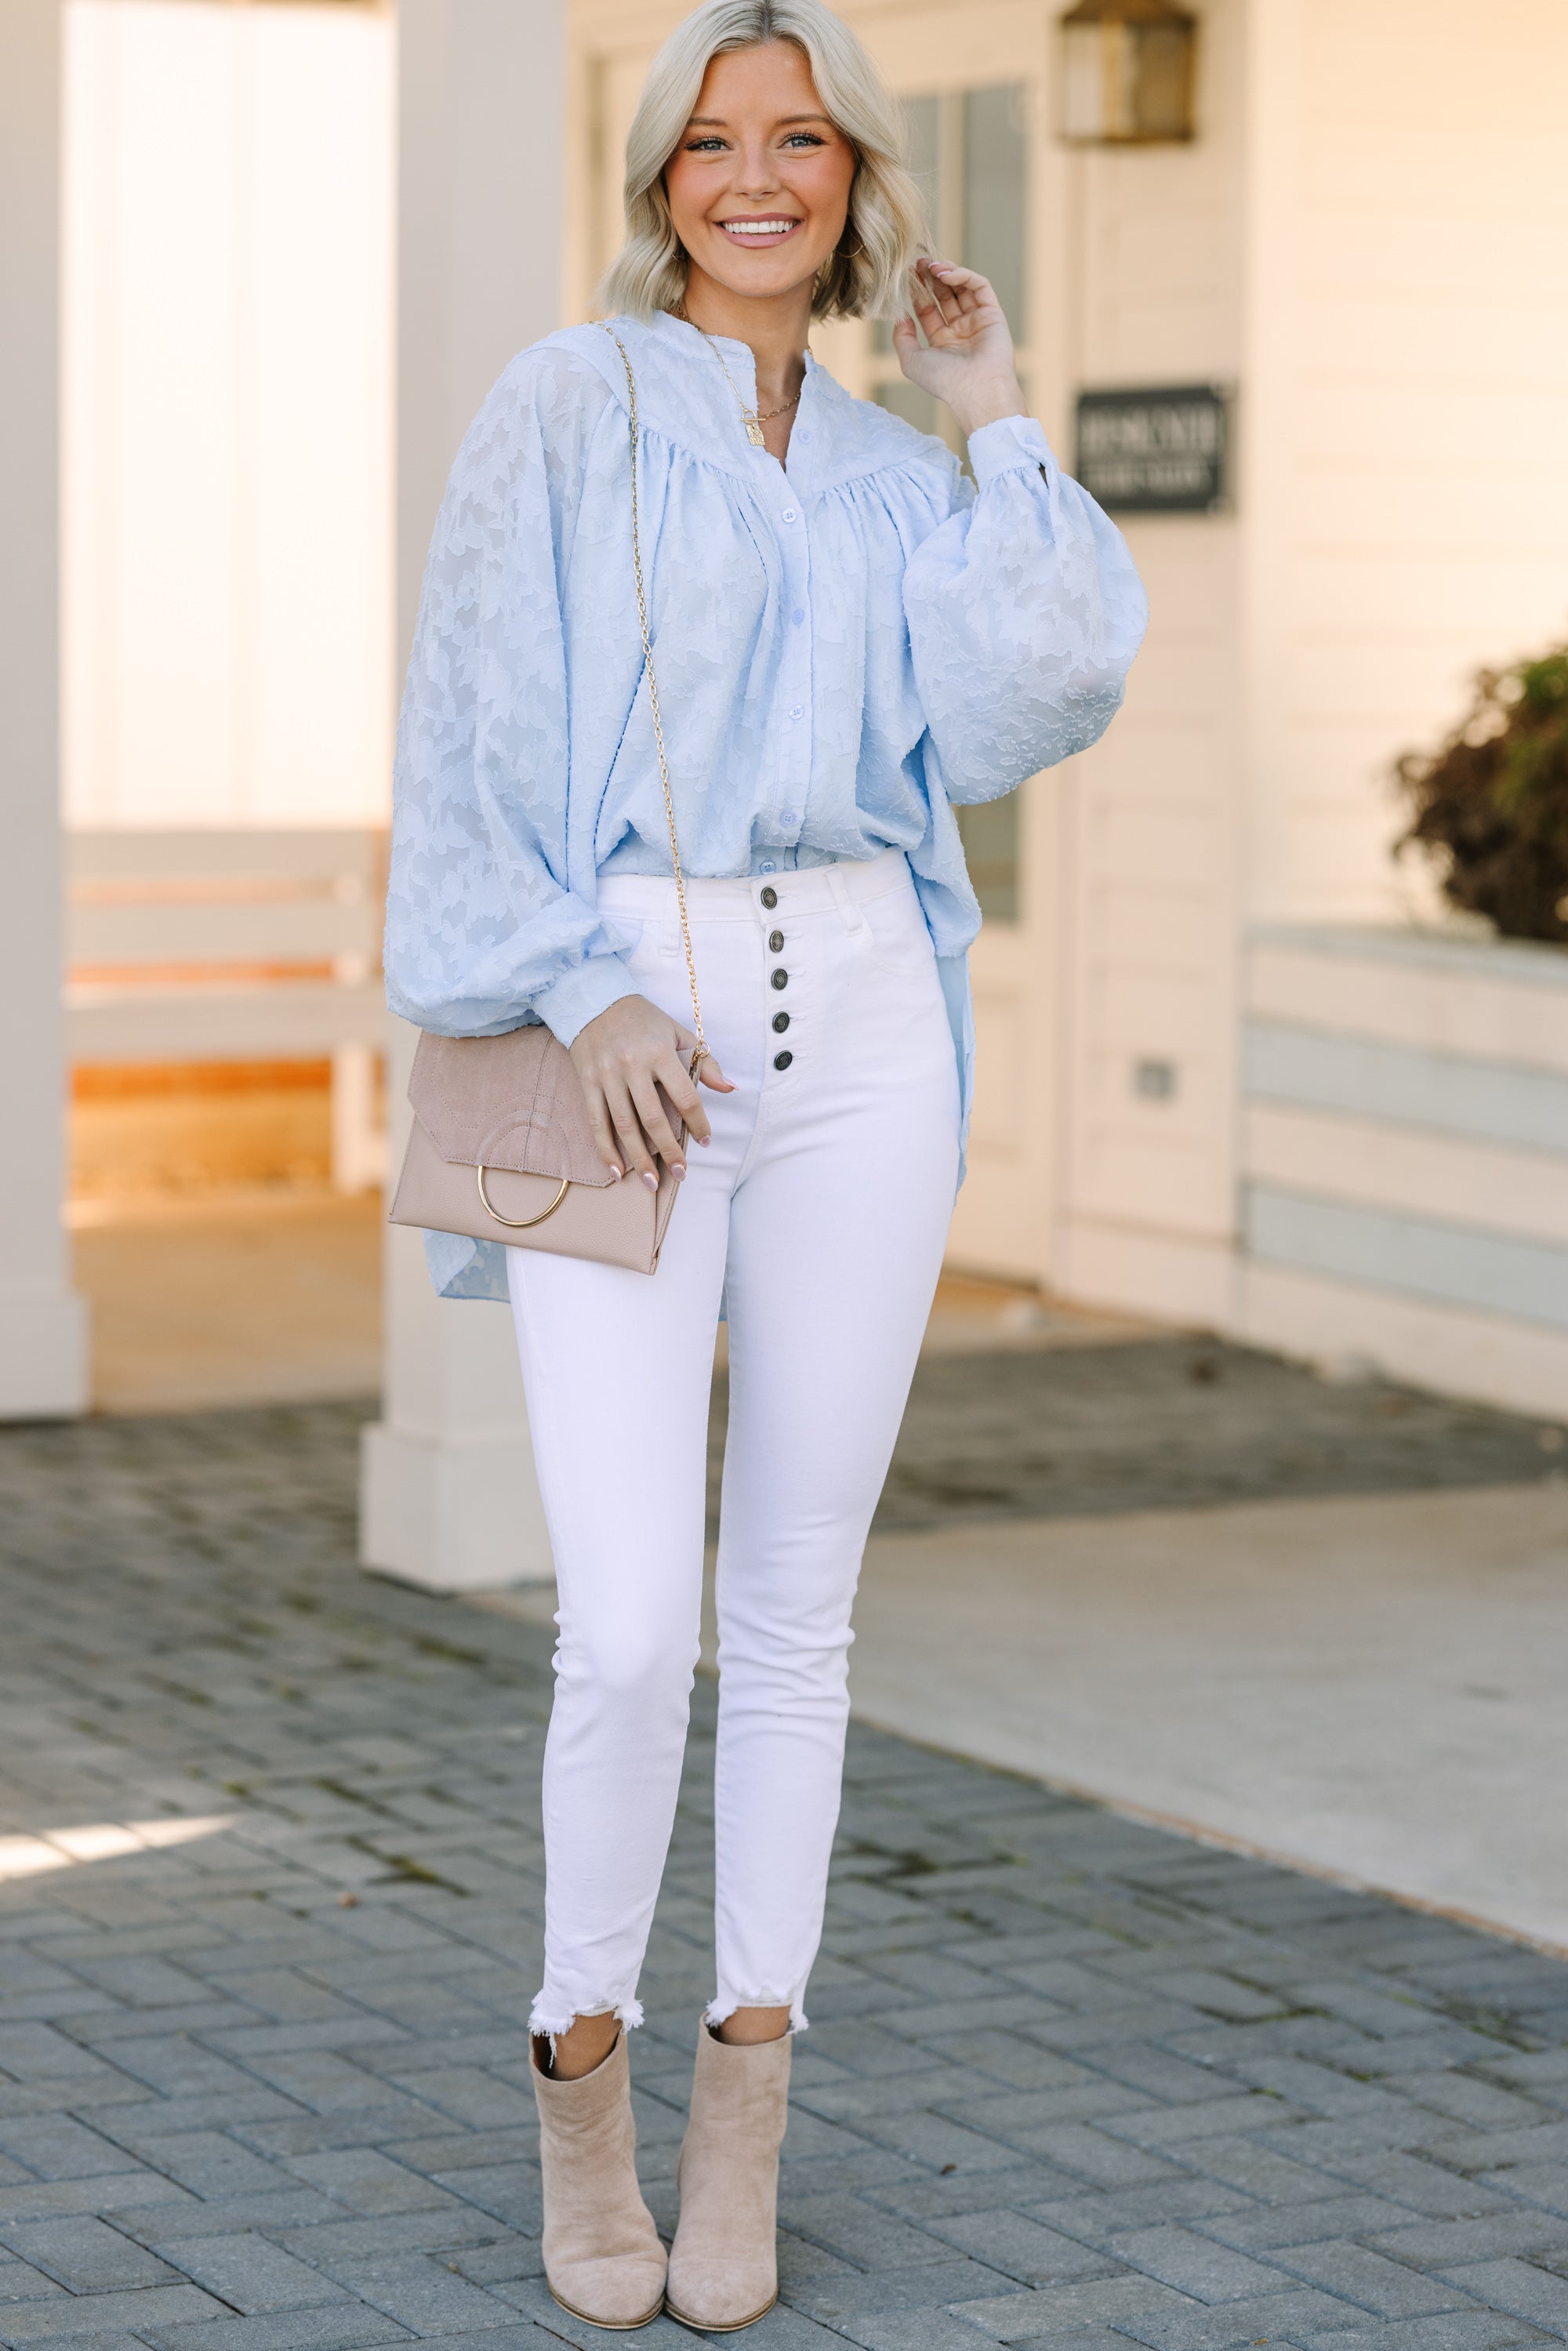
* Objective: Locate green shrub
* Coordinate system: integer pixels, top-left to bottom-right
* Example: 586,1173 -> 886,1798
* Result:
1395,648 -> 1568,943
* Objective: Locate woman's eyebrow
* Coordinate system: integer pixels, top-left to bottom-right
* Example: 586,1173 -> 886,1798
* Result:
684,113 -> 833,127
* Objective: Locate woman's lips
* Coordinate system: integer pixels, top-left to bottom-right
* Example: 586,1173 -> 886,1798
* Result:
717,218 -> 803,248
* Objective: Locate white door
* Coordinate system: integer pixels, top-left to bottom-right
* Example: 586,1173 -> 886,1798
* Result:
824,2 -> 1062,1282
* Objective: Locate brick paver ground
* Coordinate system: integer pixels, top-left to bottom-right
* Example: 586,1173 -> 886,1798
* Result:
711,1339 -> 1568,1539
1,1401 -> 1566,2351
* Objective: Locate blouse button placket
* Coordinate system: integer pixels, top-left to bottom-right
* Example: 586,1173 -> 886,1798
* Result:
770,473 -> 811,850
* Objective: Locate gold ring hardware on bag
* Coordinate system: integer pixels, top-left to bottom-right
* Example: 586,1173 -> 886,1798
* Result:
476,1165 -> 571,1229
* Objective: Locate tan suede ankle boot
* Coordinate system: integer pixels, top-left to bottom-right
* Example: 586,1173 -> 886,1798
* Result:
531,2028 -> 667,2328
666,2019 -> 791,2331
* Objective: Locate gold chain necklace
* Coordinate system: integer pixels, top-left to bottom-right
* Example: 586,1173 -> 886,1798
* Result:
673,302 -> 804,447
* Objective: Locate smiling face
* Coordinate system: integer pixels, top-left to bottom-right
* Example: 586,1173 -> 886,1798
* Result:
662,40 -> 858,310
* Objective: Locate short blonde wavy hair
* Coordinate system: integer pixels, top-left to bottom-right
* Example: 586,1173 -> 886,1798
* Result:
601,0 -> 929,324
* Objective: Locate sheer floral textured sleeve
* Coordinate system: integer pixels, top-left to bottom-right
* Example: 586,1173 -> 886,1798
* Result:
902,412 -> 1149,810
385,348 -> 644,1051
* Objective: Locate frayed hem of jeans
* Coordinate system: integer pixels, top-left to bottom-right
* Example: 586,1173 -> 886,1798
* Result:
528,1994 -> 644,2052
705,1994 -> 808,2035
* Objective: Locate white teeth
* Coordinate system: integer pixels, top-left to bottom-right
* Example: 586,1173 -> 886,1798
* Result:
722,219 -> 797,236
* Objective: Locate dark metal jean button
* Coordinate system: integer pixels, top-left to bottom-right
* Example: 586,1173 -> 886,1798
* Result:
760,886 -> 778,909
770,968 -> 788,990
768,929 -> 784,952
773,1050 -> 793,1070
771,1010 -> 789,1033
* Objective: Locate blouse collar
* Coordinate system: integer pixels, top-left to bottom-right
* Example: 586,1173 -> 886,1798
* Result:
564,311 -> 951,499
644,307 -> 819,471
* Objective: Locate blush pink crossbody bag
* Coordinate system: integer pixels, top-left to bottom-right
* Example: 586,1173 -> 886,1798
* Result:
387,328 -> 706,1275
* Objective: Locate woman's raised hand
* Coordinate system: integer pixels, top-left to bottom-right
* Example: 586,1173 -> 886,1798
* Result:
891,259 -> 1029,441
569,994 -> 733,1189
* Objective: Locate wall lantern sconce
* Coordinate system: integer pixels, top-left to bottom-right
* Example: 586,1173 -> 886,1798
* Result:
1058,0 -> 1199,145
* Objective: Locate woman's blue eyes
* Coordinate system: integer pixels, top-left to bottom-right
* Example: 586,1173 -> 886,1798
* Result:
684,132 -> 826,152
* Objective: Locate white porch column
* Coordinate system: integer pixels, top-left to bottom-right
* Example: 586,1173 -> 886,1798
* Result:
359,0 -> 564,1588
0,0 -> 89,1422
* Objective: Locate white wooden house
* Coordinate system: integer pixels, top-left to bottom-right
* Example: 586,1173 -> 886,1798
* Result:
574,0 -> 1568,1419
4,0 -> 1566,1587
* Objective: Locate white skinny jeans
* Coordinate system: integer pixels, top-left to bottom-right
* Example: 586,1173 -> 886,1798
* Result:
507,851 -> 960,2037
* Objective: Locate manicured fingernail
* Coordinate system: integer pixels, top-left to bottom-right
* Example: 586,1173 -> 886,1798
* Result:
608,1165 -> 622,1181
642,1170 -> 659,1192
697,1135 -> 711,1146
671,1164 -> 687,1183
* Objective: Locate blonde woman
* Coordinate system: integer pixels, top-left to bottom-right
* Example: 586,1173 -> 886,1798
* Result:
387,0 -> 1145,2327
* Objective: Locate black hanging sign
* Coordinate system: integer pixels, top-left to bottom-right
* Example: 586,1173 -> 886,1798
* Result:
1074,384 -> 1230,514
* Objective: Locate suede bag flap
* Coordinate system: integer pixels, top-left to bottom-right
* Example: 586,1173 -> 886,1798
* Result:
407,1025 -> 615,1188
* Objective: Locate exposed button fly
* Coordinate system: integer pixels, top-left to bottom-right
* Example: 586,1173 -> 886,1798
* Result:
770,968 -> 788,991
768,929 -> 784,952
771,1010 -> 789,1032
760,885 -> 778,906
773,1050 -> 793,1070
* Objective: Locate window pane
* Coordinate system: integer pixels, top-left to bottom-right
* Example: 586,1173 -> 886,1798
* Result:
962,83 -> 1027,343
875,379 -> 938,436
957,792 -> 1020,923
906,89 -> 941,220
873,93 -> 939,353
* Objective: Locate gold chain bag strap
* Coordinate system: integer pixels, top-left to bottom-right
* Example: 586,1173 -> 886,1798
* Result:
387,328 -> 705,1275
610,326 -> 708,1082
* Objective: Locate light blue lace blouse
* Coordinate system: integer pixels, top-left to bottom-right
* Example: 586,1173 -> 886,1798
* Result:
387,310 -> 1147,1300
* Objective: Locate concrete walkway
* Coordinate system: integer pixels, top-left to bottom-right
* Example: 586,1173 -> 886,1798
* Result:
3,1403 -> 1568,2351
848,1482 -> 1568,1954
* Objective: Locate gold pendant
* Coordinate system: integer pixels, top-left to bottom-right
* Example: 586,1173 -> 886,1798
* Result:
746,419 -> 765,446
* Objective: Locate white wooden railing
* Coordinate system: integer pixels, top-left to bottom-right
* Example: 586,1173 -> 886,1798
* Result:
66,828 -> 388,1192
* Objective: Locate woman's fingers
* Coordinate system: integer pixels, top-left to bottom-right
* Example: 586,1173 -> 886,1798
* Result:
604,1079 -> 659,1190
657,1053 -> 710,1147
569,996 -> 730,1182
673,1025 -> 735,1098
582,1087 -> 625,1180
567,1003 -> 731,1194
908,282 -> 952,333
628,1072 -> 685,1178
916,263 -> 964,329
927,259 -> 989,298
920,259 -> 967,321
916,260 -> 1001,340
